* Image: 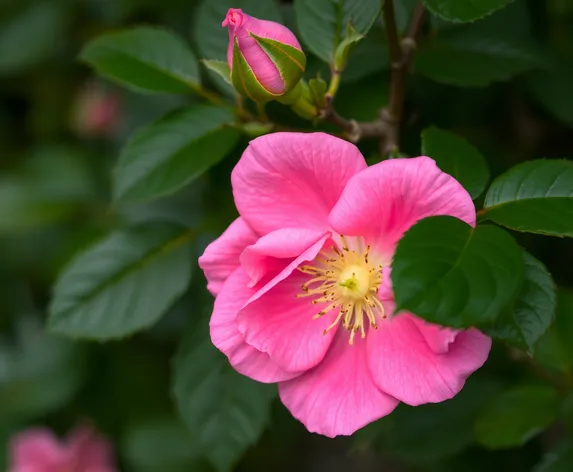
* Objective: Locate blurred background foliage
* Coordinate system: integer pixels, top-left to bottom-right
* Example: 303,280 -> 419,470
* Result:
1,0 -> 573,471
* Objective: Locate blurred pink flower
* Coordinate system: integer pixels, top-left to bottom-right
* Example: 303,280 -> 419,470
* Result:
199,132 -> 492,437
222,8 -> 304,97
9,424 -> 116,472
71,81 -> 120,138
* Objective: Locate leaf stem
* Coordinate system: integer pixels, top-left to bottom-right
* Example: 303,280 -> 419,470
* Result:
326,70 -> 341,100
192,85 -> 226,106
192,83 -> 256,123
476,209 -> 489,224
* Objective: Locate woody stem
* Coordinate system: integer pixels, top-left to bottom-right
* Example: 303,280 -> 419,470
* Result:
380,0 -> 425,155
320,1 -> 426,154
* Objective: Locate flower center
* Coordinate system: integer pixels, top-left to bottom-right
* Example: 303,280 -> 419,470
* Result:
298,236 -> 385,345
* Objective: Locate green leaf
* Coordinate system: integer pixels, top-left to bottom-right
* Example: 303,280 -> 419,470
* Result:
485,251 -> 556,351
474,385 -> 560,449
173,323 -> 275,472
415,21 -> 545,87
342,27 -> 389,82
430,0 -> 533,40
0,318 -> 86,421
535,291 -> 573,374
202,60 -> 231,85
80,27 -> 200,94
114,104 -> 239,202
48,223 -> 193,340
483,159 -> 573,237
122,417 -> 210,472
0,2 -> 67,75
423,0 -> 514,23
421,126 -> 490,199
294,0 -> 381,63
193,0 -> 282,61
334,24 -> 364,72
415,40 -> 543,87
392,216 -> 524,328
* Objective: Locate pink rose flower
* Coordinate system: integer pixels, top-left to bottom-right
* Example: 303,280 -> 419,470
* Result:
222,8 -> 305,100
9,424 -> 116,472
199,132 -> 492,437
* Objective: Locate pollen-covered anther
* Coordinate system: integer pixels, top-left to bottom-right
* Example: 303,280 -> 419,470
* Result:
298,236 -> 385,344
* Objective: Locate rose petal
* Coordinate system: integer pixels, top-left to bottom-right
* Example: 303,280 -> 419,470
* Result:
367,313 -> 491,406
198,217 -> 258,295
378,266 -> 394,301
329,156 -> 476,258
237,233 -> 338,372
211,268 -> 299,382
83,468 -> 116,472
9,428 -> 65,470
232,132 -> 367,235
241,227 -> 329,287
238,270 -> 340,373
279,330 -> 399,437
409,316 -> 459,354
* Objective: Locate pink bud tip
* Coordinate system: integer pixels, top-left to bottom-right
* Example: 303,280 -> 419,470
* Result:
222,8 -> 244,28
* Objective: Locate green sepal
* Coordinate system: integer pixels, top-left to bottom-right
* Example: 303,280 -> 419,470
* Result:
251,34 -> 306,93
278,80 -> 318,119
309,77 -> 328,108
277,79 -> 303,105
231,38 -> 280,102
334,24 -> 364,72
201,59 -> 231,85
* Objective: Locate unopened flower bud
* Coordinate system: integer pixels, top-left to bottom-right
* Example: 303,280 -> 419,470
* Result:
222,8 -> 306,102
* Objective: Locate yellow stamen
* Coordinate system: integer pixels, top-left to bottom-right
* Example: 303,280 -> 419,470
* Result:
298,236 -> 386,344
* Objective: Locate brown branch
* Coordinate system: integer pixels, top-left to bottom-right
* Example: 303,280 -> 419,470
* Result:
380,0 -> 426,155
382,0 -> 402,66
407,2 -> 426,47
321,97 -> 356,135
321,96 -> 385,143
